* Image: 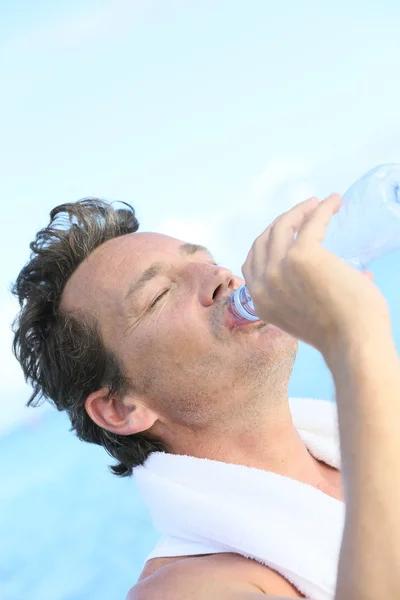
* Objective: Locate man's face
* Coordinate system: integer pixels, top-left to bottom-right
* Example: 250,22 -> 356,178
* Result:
62,232 -> 298,429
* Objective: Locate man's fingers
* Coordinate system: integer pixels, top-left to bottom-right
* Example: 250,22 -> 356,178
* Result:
246,194 -> 343,274
254,197 -> 320,265
296,194 -> 342,246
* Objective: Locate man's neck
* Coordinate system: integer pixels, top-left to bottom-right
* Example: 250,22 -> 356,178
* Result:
167,402 -> 342,499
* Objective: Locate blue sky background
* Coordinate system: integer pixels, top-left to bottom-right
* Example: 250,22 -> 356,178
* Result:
2,0 -> 400,432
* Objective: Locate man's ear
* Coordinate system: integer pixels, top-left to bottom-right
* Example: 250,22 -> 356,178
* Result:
85,387 -> 158,435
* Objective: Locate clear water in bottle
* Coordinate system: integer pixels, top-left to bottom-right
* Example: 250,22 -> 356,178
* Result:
229,163 -> 400,322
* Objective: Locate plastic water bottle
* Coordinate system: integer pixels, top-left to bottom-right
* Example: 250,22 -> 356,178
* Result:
229,163 -> 400,322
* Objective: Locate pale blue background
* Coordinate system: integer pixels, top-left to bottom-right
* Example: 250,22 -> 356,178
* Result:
1,2 -> 400,598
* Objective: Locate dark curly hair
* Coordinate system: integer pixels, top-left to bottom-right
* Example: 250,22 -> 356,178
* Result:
11,198 -> 166,476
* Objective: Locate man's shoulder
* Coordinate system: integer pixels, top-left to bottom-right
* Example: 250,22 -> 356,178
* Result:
126,553 -> 304,599
126,555 -> 263,599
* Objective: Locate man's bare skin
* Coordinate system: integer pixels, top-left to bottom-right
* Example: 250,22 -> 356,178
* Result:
135,553 -> 306,597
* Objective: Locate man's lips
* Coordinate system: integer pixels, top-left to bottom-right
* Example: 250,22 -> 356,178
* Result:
224,305 -> 264,330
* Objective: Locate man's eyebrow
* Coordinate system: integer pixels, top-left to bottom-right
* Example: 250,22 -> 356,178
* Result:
124,263 -> 164,305
124,243 -> 215,306
179,242 -> 212,257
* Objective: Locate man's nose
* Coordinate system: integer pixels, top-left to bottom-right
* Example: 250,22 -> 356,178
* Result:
198,265 -> 237,307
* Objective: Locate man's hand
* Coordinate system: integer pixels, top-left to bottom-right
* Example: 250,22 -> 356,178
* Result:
241,194 -> 391,356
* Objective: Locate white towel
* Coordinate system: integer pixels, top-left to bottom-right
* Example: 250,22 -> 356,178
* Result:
133,397 -> 345,600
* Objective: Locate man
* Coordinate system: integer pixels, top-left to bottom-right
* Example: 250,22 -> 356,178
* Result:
12,194 -> 400,599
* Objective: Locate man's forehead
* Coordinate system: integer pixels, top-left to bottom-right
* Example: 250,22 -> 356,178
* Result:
61,231 -> 212,312
100,231 -> 210,255
122,231 -> 183,252
100,231 -> 212,261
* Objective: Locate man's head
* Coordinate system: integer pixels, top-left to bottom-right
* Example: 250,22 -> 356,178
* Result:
12,199 -> 298,476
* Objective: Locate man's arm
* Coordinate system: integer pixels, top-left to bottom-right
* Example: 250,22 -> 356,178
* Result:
326,322 -> 400,600
126,560 -> 296,599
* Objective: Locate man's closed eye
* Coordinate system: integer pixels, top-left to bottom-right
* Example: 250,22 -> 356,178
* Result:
150,289 -> 170,308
